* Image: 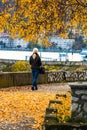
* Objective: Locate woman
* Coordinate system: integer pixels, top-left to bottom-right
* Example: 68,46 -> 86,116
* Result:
29,48 -> 42,90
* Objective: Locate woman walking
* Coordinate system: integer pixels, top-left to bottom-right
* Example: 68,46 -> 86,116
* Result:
29,48 -> 42,90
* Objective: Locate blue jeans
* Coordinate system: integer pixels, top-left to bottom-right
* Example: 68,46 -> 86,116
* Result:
32,69 -> 39,88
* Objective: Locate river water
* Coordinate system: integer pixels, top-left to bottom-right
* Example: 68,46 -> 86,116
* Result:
0,50 -> 83,61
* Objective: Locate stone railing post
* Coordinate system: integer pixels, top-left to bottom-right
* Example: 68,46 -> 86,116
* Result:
69,82 -> 87,118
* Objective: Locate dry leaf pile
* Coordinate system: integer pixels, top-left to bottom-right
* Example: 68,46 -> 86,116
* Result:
0,89 -> 71,130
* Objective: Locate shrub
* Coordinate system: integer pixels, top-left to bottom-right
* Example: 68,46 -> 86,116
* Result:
11,61 -> 31,72
1,63 -> 13,72
44,65 -> 62,72
76,65 -> 87,71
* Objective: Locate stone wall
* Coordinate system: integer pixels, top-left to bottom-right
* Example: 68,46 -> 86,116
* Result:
43,124 -> 87,130
43,83 -> 87,130
48,71 -> 87,83
0,71 -> 87,88
69,82 -> 87,118
0,72 -> 48,88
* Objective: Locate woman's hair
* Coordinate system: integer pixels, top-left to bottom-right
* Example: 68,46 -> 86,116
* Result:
33,48 -> 38,54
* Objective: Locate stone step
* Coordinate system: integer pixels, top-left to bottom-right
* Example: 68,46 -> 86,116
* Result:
46,107 -> 57,115
56,94 -> 67,99
48,100 -> 62,107
44,115 -> 59,125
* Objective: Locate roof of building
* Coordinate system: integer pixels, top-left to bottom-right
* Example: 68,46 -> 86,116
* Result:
0,33 -> 9,38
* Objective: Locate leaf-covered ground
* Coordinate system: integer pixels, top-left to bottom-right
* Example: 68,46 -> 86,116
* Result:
0,84 -> 71,130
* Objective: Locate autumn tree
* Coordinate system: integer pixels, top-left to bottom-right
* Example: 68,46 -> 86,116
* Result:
0,0 -> 87,46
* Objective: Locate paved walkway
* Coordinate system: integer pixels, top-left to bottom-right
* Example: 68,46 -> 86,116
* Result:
0,83 -> 71,92
38,83 -> 71,92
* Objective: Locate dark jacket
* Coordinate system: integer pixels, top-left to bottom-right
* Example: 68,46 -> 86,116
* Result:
29,53 -> 42,69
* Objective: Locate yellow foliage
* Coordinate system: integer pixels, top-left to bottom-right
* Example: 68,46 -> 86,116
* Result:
1,0 -> 6,3
56,92 -> 71,122
0,90 -> 71,130
11,61 -> 30,72
0,0 -> 87,44
0,91 -> 56,129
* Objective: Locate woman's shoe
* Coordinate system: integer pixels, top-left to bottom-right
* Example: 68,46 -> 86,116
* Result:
31,87 -> 34,90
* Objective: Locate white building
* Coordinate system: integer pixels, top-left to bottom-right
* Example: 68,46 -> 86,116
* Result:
0,33 -> 28,48
0,33 -> 75,49
0,33 -> 10,44
13,38 -> 28,48
0,33 -> 11,48
50,36 -> 75,49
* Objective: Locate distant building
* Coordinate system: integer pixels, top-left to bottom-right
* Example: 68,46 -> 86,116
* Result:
0,33 -> 76,50
50,36 -> 75,50
0,33 -> 9,43
0,33 -> 28,48
13,38 -> 28,48
0,33 -> 13,48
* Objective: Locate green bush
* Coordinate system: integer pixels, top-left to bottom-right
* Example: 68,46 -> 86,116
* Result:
11,61 -> 31,72
1,63 -> 13,72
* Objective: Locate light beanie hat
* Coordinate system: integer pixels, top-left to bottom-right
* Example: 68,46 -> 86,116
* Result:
33,48 -> 38,54
32,48 -> 38,59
